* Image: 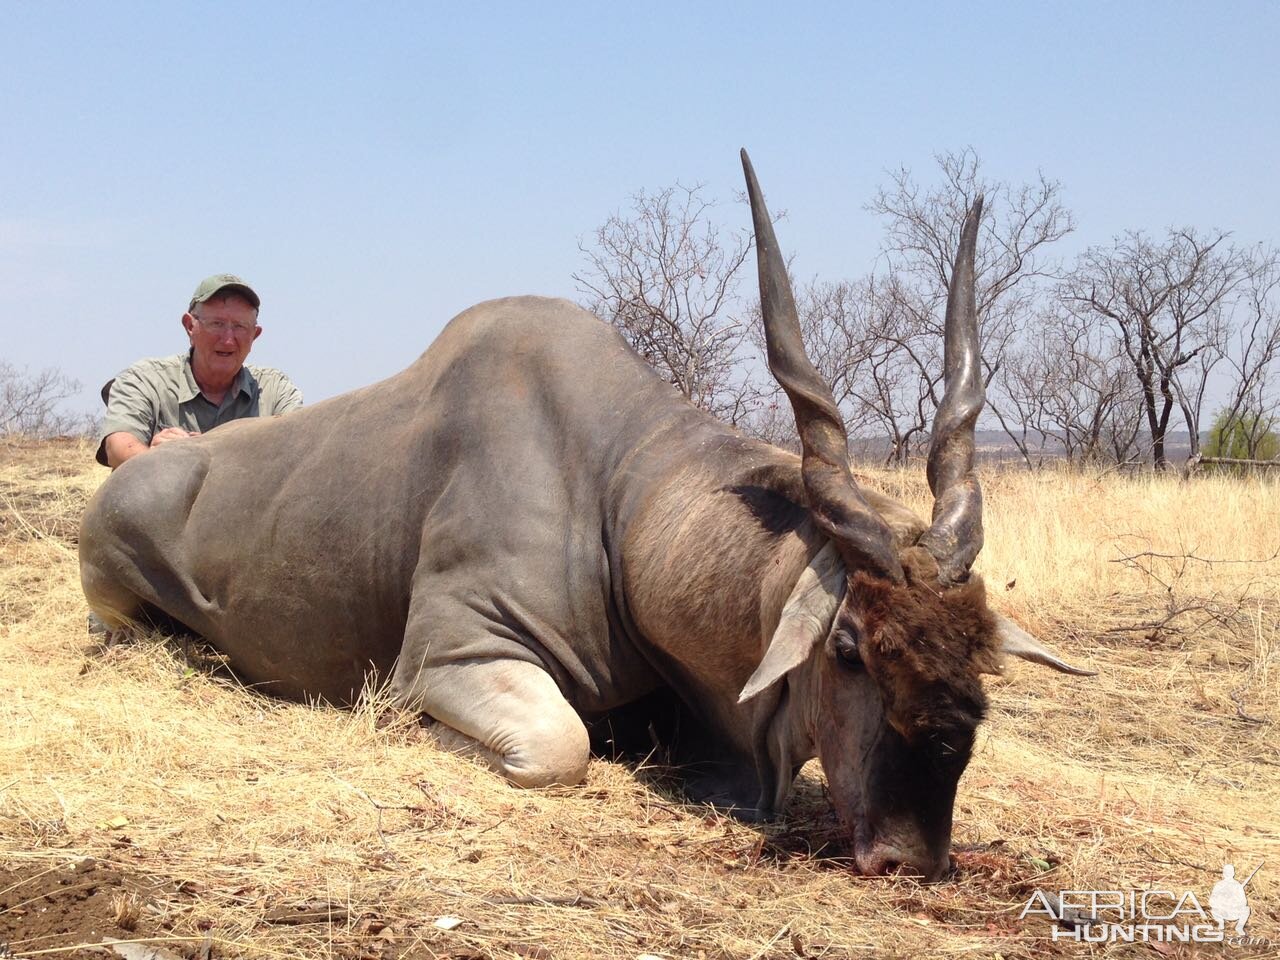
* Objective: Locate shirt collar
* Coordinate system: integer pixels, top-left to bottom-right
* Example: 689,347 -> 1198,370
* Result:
181,350 -> 254,403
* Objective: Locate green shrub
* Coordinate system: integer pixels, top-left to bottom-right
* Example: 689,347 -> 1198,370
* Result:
1204,408 -> 1279,463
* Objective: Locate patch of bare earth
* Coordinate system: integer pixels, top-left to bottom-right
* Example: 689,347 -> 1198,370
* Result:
0,858 -> 196,959
2,439 -> 1277,958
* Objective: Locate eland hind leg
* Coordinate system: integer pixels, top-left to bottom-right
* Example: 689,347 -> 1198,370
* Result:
78,447 -> 213,636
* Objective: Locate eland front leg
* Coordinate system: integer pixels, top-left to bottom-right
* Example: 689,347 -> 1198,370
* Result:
391,622 -> 590,789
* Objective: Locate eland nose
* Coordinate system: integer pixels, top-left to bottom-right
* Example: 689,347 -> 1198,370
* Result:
855,841 -> 949,883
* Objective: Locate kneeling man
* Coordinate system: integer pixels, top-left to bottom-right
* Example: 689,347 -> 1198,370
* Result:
97,274 -> 302,469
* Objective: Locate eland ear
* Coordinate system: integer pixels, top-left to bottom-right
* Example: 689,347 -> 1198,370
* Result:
739,616 -> 826,703
994,614 -> 1097,677
739,543 -> 845,703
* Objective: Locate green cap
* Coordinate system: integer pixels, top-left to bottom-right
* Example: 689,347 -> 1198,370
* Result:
189,273 -> 261,311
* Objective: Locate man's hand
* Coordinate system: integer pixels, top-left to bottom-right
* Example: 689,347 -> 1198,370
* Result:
104,428 -> 200,469
150,427 -> 200,448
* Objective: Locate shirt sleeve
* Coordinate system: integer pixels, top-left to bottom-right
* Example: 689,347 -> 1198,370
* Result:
95,367 -> 160,465
268,373 -> 304,415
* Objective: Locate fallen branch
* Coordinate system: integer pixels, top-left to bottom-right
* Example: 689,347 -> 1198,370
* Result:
1185,453 -> 1280,476
1230,689 -> 1269,725
1135,847 -> 1209,873
331,777 -> 428,863
1109,545 -> 1280,568
485,893 -> 600,908
263,901 -> 351,925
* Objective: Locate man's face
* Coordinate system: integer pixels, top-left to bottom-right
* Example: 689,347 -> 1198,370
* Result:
182,294 -> 261,384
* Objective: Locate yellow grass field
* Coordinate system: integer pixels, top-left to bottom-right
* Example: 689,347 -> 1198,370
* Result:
2,437 -> 1277,959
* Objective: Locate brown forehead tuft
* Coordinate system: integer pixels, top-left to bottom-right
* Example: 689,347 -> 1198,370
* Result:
847,548 -> 1001,738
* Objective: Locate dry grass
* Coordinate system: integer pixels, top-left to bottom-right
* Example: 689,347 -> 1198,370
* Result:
2,438 -> 1278,958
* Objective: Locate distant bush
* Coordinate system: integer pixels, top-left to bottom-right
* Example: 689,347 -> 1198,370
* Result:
1204,408 -> 1279,465
0,362 -> 97,438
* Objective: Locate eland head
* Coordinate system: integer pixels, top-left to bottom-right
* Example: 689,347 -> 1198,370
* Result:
736,150 -> 1094,880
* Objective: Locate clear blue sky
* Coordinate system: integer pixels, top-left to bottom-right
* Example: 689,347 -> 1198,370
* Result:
4,1 -> 1277,413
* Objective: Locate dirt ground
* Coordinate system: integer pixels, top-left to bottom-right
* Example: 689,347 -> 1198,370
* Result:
0,853 -> 533,960
2,438 -> 1278,959
0,858 -> 189,959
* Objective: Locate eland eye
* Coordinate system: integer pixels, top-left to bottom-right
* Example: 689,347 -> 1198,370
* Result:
833,632 -> 864,670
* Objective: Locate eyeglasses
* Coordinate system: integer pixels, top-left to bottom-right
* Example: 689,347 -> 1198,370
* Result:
195,318 -> 256,336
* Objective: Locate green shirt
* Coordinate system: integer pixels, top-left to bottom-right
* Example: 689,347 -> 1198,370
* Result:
96,352 -> 303,465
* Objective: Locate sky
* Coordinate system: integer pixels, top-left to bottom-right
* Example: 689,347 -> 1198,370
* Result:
3,1 -> 1278,416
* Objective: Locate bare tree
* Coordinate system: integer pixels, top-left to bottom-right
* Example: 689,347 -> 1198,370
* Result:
754,151 -> 1073,463
1214,250 -> 1280,458
1062,229 -> 1252,468
993,307 -> 1142,465
750,273 -> 945,464
852,274 -> 945,464
986,348 -> 1048,467
867,148 -> 1075,455
574,183 -> 762,425
0,362 -> 94,437
742,278 -> 872,451
737,388 -> 798,449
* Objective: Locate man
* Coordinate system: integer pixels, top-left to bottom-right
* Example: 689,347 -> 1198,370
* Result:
96,274 -> 302,468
